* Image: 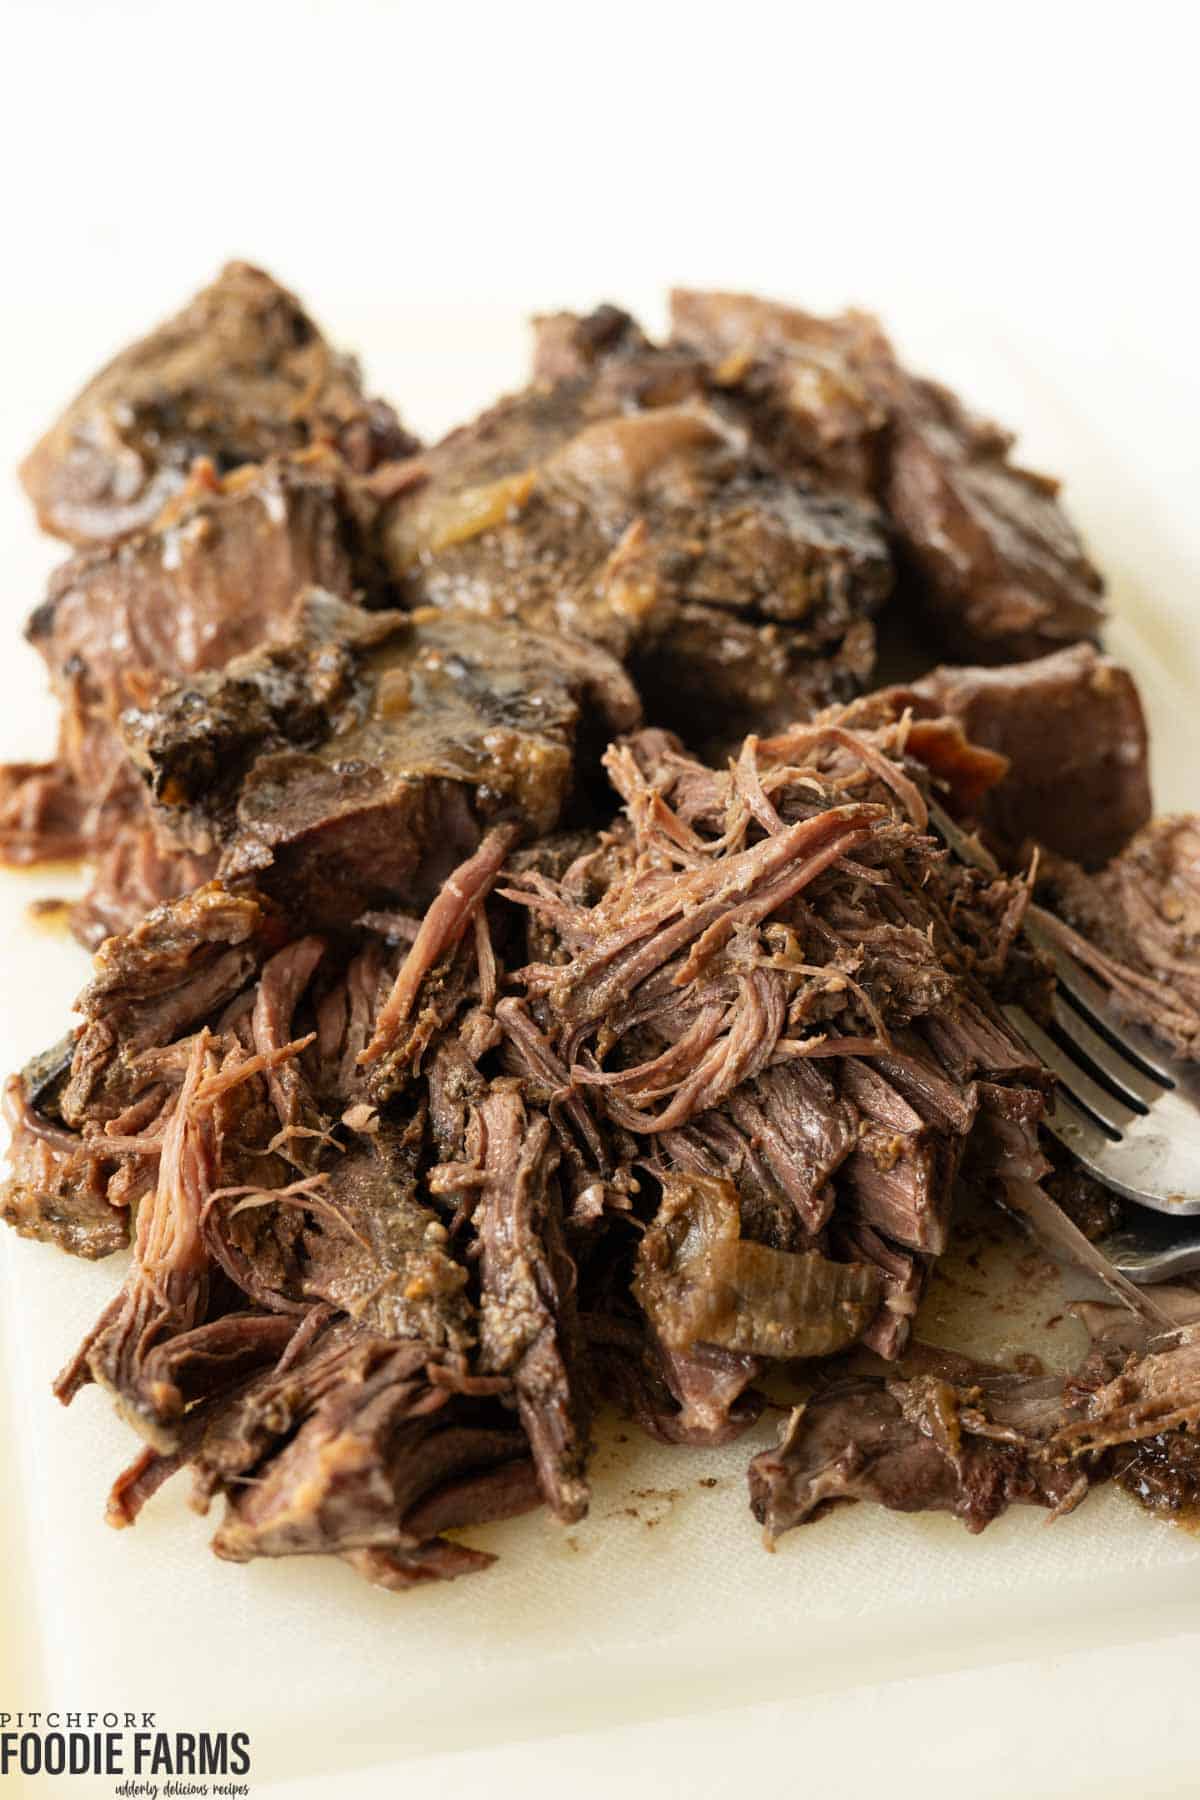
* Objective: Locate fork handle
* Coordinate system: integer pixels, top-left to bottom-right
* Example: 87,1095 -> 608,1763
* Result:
1099,1221 -> 1200,1284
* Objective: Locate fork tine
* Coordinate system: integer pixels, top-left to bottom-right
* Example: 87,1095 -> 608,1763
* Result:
1024,914 -> 1179,1085
1043,1087 -> 1124,1170
924,800 -> 1178,1092
927,802 -> 1173,1093
1053,1089 -> 1200,1212
926,802 -> 1200,1212
1002,1005 -> 1137,1133
1050,992 -> 1161,1109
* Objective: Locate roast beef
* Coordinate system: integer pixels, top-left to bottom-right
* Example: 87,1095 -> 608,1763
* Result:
381,342 -> 892,742
456,1082 -> 590,1521
502,708 -> 1049,1365
27,455 -> 372,721
207,1328 -> 529,1568
909,642 -> 1152,867
748,1374 -> 1086,1539
124,591 -> 640,926
1,449 -> 386,958
750,1311 -> 1200,1544
669,288 -> 1106,663
20,261 -> 413,546
8,272 -> 1199,1598
1,1057 -> 128,1259
115,1314 -> 541,1582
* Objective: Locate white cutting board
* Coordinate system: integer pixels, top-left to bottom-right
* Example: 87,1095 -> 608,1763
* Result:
2,303 -> 1200,1799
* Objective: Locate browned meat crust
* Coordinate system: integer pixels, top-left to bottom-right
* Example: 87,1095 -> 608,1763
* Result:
669,288 -> 1106,663
1,450 -> 387,945
123,591 -> 639,925
21,261 -> 415,546
380,351 -> 892,744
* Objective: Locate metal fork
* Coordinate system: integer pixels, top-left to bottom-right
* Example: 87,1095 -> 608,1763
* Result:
928,801 -> 1200,1281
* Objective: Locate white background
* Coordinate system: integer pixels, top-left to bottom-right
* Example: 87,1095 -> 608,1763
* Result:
1,3 -> 1199,1797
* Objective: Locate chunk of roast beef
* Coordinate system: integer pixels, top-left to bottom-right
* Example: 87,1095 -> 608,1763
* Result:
60,880 -> 280,1130
0,453 -> 376,889
1,1055 -> 128,1259
203,1119 -> 476,1354
301,1128 -> 471,1346
21,261 -> 413,546
908,643 -> 1152,867
0,453 -> 383,960
748,1373 -> 1086,1539
885,377 -> 1106,663
668,289 -> 897,497
124,591 -> 640,926
668,289 -> 1105,663
111,1314 -> 541,1587
27,454 -> 372,726
751,1308 -> 1200,1544
208,1329 -> 532,1570
381,342 -> 892,743
389,406 -> 889,664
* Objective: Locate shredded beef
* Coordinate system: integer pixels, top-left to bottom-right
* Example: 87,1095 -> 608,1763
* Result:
7,270 -> 1200,1597
1036,818 -> 1200,1059
462,1083 -> 590,1522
